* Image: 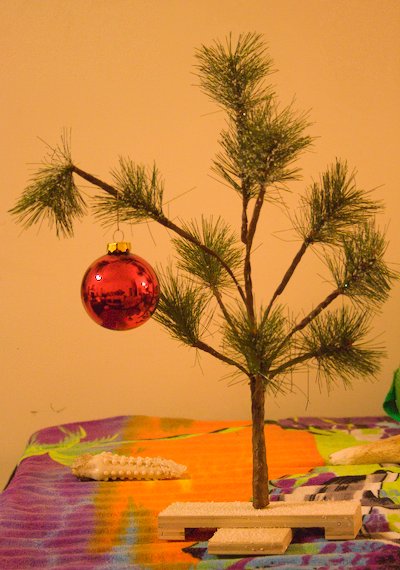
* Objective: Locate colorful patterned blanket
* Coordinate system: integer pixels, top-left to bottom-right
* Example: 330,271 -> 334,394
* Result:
1,414 -> 400,569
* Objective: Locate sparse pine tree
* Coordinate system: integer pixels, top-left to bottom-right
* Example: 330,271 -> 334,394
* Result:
11,33 -> 398,509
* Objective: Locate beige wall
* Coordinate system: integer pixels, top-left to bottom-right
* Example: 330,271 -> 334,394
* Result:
1,0 -> 399,487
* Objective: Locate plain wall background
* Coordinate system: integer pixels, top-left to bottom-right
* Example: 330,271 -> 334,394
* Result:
1,0 -> 399,489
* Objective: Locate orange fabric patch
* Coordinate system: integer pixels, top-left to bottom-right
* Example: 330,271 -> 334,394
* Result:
89,417 -> 323,567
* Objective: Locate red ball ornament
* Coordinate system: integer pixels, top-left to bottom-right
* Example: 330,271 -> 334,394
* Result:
81,241 -> 159,331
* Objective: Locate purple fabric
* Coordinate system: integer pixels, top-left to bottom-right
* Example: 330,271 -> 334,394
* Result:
1,414 -> 400,569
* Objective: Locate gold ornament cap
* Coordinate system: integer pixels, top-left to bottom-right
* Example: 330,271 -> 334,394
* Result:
107,241 -> 131,254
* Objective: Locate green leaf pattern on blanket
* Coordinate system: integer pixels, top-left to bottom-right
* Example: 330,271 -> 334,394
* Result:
18,423 -> 248,467
309,425 -> 386,462
19,426 -> 120,466
388,512 -> 400,532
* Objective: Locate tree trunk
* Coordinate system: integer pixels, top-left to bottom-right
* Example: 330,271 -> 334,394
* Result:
250,373 -> 269,508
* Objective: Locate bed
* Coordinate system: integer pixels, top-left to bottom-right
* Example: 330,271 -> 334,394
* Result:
1,414 -> 400,569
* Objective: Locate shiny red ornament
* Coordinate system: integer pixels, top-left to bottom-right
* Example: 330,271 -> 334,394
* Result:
81,242 -> 159,331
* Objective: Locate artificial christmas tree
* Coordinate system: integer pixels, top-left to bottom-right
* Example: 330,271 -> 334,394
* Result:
11,33 -> 397,513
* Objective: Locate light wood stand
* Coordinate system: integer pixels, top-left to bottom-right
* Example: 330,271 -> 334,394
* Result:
208,527 -> 293,555
158,500 -> 362,555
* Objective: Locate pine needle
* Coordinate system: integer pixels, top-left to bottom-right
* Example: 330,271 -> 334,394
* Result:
295,159 -> 382,244
300,306 -> 384,386
153,267 -> 211,346
9,139 -> 85,237
195,32 -> 273,114
172,216 -> 243,290
92,158 -> 164,226
223,304 -> 289,379
327,221 -> 399,309
213,101 -> 312,196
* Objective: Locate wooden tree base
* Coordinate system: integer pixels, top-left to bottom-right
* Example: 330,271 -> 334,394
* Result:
158,500 -> 362,555
208,527 -> 293,555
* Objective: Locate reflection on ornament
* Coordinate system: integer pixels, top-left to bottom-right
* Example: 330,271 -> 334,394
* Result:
81,242 -> 159,331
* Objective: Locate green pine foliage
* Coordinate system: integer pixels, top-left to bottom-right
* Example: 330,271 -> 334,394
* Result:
295,160 -> 382,245
213,101 -> 312,195
299,307 -> 383,387
223,306 -> 288,384
10,32 -> 398,394
10,140 -> 86,237
172,217 -> 243,290
93,158 -> 165,226
197,34 -> 313,198
153,268 -> 211,346
195,32 -> 273,114
328,221 -> 397,308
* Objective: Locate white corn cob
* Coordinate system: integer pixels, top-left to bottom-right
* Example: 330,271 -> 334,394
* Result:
71,451 -> 187,481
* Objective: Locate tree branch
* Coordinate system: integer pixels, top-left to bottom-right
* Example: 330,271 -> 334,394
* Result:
241,195 -> 249,243
269,351 -> 316,379
243,184 -> 267,324
247,185 -> 266,247
212,287 -> 238,333
281,288 -> 341,347
194,339 -> 250,376
264,240 -> 309,318
71,165 -> 247,303
159,214 -> 247,304
72,165 -> 118,197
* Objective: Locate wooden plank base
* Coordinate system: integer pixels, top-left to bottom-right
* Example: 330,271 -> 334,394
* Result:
208,527 -> 293,555
158,500 -> 362,542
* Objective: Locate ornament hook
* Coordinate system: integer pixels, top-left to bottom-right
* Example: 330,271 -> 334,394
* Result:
113,188 -> 125,242
113,228 -> 125,242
